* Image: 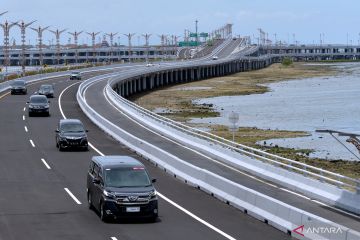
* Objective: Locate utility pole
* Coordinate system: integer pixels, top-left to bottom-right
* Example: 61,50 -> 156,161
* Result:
16,20 -> 35,75
86,31 -> 101,63
30,25 -> 50,67
124,33 -> 135,62
68,31 -> 83,64
1,20 -> 18,73
106,32 -> 118,62
158,34 -> 166,61
195,19 -> 199,44
142,33 -> 151,63
174,35 -> 180,59
49,28 -> 66,65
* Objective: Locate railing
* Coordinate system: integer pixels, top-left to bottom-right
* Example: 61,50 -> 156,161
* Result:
106,70 -> 360,193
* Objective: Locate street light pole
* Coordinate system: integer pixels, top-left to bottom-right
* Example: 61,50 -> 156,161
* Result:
30,25 -> 50,67
69,31 -> 83,64
1,20 -> 18,74
86,32 -> 101,64
124,33 -> 135,62
16,20 -> 36,76
142,33 -> 151,63
106,32 -> 118,62
49,28 -> 66,65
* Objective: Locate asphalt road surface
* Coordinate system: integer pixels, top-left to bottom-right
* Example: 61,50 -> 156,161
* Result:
0,72 -> 292,240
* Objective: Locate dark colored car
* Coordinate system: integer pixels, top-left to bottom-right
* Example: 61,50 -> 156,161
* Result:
38,84 -> 54,98
70,71 -> 82,80
27,95 -> 50,117
55,119 -> 89,151
87,156 -> 158,222
11,80 -> 27,95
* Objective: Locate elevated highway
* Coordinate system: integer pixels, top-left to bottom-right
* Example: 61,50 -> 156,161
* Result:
0,38 -> 359,240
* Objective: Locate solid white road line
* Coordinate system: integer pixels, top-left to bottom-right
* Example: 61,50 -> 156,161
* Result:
24,126 -> 28,132
64,188 -> 82,205
41,158 -> 51,170
29,139 -> 35,148
59,84 -> 237,240
311,200 -> 360,220
158,192 -> 236,240
279,188 -> 311,200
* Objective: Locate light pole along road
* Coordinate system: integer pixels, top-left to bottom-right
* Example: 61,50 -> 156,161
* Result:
0,69 -> 290,240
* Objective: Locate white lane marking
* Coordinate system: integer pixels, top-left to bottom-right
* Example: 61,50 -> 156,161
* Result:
279,188 -> 310,200
41,158 -> 51,170
59,84 -> 237,240
158,192 -> 236,240
64,188 -> 82,205
58,81 -> 81,118
110,238 -> 118,240
23,115 -> 25,121
311,200 -> 360,220
24,126 -> 28,132
23,107 -> 26,112
30,139 -> 35,148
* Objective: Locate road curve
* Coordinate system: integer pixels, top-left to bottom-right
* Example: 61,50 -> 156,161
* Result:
0,71 -> 290,239
82,67 -> 360,233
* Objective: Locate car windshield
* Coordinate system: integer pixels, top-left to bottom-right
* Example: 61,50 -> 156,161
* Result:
104,167 -> 151,188
40,85 -> 52,91
61,123 -> 85,132
30,96 -> 47,103
12,81 -> 25,87
72,72 -> 80,74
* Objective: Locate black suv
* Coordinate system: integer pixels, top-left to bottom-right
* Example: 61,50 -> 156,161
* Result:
27,95 -> 50,116
87,156 -> 158,222
55,119 -> 89,151
11,80 -> 27,95
38,84 -> 54,98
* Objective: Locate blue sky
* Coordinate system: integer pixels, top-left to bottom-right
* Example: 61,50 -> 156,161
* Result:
2,0 -> 360,46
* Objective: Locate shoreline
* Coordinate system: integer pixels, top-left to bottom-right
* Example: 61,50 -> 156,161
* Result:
132,62 -> 360,178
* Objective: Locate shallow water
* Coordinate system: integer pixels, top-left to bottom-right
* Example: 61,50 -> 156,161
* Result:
191,63 -> 360,161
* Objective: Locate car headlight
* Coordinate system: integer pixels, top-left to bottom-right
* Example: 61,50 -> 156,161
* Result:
29,105 -> 34,109
103,190 -> 116,199
149,190 -> 157,199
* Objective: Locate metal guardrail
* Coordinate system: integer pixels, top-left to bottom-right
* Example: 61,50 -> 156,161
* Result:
105,66 -> 360,193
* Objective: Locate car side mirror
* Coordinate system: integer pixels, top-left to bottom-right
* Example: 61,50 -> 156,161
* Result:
92,178 -> 100,184
86,130 -> 89,132
26,101 -> 29,104
152,178 -> 157,183
55,129 -> 59,133
48,101 -> 50,103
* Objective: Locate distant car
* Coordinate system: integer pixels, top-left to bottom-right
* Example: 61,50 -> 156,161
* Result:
212,56 -> 218,60
87,155 -> 158,222
27,95 -> 50,117
70,71 -> 82,80
146,63 -> 153,67
55,119 -> 89,151
11,80 -> 27,95
38,84 -> 54,98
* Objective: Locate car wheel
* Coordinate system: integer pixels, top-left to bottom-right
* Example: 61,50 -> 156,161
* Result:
149,214 -> 158,223
100,202 -> 110,222
59,144 -> 64,151
28,112 -> 32,117
87,191 -> 94,210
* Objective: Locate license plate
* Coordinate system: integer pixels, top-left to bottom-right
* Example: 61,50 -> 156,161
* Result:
126,207 -> 140,212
